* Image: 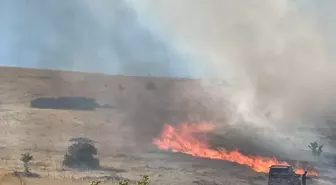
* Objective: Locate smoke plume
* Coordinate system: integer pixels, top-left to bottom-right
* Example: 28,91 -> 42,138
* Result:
127,0 -> 336,155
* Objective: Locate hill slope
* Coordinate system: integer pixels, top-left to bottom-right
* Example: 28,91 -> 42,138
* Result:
0,67 -> 318,185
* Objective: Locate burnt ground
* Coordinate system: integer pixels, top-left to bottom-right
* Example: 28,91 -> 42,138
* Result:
0,67 -> 333,185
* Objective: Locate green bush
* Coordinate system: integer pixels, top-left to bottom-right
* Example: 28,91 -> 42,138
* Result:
20,152 -> 33,174
63,141 -> 99,169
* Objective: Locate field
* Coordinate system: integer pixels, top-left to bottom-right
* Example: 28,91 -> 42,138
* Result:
0,67 -> 330,185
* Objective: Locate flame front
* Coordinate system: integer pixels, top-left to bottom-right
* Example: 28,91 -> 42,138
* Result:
153,122 -> 318,176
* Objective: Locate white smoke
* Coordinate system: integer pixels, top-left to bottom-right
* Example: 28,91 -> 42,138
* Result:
127,0 -> 336,155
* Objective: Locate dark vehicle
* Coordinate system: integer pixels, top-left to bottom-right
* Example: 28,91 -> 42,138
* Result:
268,165 -> 301,185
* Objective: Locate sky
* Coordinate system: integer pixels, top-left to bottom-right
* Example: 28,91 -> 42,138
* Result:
0,0 -> 205,78
0,1 -> 335,79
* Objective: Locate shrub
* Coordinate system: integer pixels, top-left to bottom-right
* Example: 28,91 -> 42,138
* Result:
90,180 -> 101,185
119,84 -> 125,91
20,152 -> 33,174
115,175 -> 150,185
136,175 -> 150,185
63,139 -> 99,169
118,180 -> 129,185
145,82 -> 156,91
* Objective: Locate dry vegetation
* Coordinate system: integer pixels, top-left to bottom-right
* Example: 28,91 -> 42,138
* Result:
0,67 -> 311,185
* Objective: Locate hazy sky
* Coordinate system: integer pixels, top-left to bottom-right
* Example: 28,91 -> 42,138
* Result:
0,0 -> 335,78
0,0 -> 201,77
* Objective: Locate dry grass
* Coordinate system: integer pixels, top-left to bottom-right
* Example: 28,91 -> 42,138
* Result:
0,67 -> 303,185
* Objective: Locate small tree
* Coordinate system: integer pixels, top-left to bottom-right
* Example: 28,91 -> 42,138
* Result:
20,152 -> 33,174
63,137 -> 99,169
308,141 -> 323,160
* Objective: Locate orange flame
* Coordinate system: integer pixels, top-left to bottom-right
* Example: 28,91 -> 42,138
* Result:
153,122 -> 318,176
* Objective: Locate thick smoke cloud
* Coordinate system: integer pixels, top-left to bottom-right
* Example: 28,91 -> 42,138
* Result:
0,0 -> 189,77
127,0 -> 336,155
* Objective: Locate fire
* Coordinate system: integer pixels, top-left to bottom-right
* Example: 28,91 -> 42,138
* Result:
153,122 -> 318,176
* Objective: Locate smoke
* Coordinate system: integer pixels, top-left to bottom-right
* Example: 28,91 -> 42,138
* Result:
126,0 -> 336,155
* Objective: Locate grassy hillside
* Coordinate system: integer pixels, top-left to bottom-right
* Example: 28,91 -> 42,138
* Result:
0,67 -> 324,185
0,67 -> 259,185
